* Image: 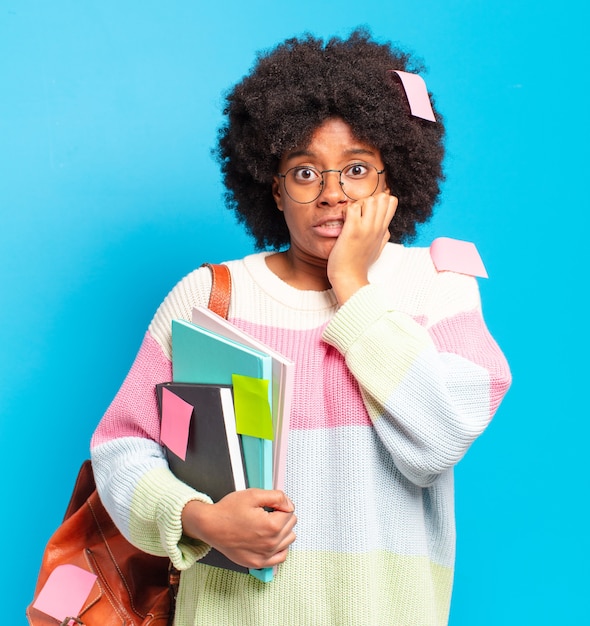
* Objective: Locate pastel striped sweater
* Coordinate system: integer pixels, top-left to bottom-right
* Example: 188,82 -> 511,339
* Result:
90,243 -> 511,626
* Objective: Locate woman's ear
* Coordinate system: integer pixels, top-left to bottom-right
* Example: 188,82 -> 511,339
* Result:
272,176 -> 284,212
383,173 -> 391,196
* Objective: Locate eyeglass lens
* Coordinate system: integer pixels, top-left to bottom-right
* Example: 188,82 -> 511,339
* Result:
282,163 -> 382,203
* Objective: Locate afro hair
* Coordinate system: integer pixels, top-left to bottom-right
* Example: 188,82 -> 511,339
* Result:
216,28 -> 445,249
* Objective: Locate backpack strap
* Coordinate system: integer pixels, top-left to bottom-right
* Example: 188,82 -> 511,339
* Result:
201,263 -> 232,320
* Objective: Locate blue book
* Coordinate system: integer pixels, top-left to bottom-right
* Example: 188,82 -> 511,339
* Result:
191,306 -> 294,493
171,319 -> 274,582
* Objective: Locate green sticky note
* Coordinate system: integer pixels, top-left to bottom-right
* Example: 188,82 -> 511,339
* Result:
232,374 -> 274,440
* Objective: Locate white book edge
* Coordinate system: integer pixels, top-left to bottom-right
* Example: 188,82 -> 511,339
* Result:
218,386 -> 247,492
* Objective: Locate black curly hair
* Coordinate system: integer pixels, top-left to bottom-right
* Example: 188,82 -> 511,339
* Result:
216,28 -> 445,250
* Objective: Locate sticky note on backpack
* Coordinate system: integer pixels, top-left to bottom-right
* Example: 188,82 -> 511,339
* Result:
33,564 -> 97,622
430,237 -> 488,278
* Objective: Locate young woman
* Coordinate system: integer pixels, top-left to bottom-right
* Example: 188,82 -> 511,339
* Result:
91,30 -> 511,625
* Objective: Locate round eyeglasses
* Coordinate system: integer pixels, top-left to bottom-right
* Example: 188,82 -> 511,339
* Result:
277,162 -> 386,204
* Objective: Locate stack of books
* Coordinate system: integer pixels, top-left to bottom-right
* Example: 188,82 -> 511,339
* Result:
157,307 -> 294,582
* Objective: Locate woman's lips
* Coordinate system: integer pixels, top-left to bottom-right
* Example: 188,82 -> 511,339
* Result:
314,218 -> 344,236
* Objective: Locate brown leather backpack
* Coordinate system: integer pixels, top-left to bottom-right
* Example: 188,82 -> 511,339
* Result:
26,264 -> 231,625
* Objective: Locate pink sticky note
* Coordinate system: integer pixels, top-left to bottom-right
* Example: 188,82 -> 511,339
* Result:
33,564 -> 97,622
390,70 -> 436,122
161,387 -> 193,460
430,237 -> 488,278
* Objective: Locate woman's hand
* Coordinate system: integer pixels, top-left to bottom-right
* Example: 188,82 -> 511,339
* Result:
181,489 -> 297,569
327,192 -> 398,305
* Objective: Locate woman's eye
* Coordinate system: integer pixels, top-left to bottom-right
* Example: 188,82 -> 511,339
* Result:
292,167 -> 319,184
345,163 -> 369,178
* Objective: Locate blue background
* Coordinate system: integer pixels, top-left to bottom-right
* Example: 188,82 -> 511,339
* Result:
2,1 -> 587,623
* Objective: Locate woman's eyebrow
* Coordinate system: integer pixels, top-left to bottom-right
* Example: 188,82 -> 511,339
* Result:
283,149 -> 314,161
345,148 -> 377,158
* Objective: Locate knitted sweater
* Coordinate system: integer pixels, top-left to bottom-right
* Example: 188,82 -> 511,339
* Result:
90,243 -> 511,626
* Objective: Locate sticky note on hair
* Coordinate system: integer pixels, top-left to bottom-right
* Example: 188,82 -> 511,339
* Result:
430,237 -> 488,278
32,564 -> 97,622
389,70 -> 436,122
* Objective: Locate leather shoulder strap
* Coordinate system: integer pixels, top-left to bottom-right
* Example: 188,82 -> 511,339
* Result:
201,263 -> 231,320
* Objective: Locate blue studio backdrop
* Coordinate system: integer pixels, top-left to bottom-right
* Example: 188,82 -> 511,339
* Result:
2,1 -> 587,623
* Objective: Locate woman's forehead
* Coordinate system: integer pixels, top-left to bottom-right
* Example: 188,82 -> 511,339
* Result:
282,118 -> 381,162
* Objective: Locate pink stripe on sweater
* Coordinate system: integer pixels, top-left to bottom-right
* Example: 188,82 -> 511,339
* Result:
428,310 -> 512,417
233,319 -> 372,430
91,311 -> 509,442
91,332 -> 172,447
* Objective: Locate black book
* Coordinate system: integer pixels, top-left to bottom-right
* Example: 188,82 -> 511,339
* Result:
156,382 -> 249,574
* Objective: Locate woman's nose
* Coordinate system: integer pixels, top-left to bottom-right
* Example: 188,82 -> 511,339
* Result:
318,170 -> 346,204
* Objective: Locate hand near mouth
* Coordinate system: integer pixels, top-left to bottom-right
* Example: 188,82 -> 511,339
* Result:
327,192 -> 398,305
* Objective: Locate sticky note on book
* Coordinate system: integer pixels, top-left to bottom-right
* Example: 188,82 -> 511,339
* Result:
430,237 -> 488,278
160,386 -> 194,461
232,374 -> 273,440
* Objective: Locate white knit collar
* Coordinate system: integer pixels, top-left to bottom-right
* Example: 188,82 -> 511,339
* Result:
241,243 -> 406,312
242,252 -> 338,312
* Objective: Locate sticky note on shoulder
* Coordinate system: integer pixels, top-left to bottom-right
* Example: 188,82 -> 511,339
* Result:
430,237 -> 488,278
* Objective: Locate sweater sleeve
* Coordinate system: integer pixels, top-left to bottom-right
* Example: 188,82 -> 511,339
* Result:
90,266 -> 217,569
322,276 -> 511,487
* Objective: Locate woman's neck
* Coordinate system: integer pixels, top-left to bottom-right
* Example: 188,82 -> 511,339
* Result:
265,249 -> 332,292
